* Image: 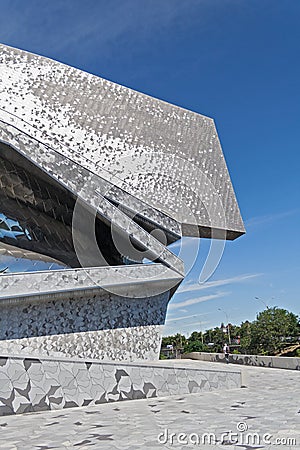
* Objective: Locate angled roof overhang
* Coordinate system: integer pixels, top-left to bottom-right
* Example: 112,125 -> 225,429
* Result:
0,43 -> 245,300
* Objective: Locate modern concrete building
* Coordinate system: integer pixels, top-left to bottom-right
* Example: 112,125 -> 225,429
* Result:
0,43 -> 245,362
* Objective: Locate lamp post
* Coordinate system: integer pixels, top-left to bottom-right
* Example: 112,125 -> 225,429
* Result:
199,320 -> 204,344
218,308 -> 231,345
254,296 -> 274,310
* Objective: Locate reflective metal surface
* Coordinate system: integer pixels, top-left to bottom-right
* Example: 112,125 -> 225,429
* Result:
0,43 -> 244,240
0,44 -> 245,362
0,243 -> 67,273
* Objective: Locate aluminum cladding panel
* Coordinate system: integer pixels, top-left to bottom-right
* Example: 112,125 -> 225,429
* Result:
0,44 -> 245,239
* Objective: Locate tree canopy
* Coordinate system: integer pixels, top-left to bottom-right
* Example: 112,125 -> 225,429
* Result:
161,306 -> 300,358
248,307 -> 299,355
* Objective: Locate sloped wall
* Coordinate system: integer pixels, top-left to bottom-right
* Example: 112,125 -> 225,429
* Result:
0,354 -> 241,416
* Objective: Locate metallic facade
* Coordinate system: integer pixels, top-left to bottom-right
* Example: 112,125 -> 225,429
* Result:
0,44 -> 244,361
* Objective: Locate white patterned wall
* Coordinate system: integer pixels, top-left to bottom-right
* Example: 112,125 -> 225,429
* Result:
0,355 -> 241,416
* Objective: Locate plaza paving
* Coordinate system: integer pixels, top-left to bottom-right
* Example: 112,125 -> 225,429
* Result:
0,360 -> 299,449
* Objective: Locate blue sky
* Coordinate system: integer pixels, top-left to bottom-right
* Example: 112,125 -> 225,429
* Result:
0,0 -> 299,334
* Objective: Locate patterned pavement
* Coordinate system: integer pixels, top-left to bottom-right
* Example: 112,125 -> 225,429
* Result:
0,360 -> 299,450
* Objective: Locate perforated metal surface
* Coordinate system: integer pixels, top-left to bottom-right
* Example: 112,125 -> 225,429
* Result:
0,43 -> 244,239
0,44 -> 244,361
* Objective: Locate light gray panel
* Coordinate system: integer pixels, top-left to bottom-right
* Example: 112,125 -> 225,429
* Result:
0,290 -> 171,361
0,355 -> 241,416
0,43 -> 245,239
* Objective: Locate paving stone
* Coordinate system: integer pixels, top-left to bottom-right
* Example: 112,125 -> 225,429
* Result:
0,361 -> 298,449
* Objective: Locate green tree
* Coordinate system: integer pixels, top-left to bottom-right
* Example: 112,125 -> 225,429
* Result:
239,320 -> 252,353
229,324 -> 241,340
161,336 -> 174,348
173,333 -> 186,349
160,333 -> 186,358
184,331 -> 208,353
203,327 -> 225,352
162,307 -> 300,358
250,307 -> 299,355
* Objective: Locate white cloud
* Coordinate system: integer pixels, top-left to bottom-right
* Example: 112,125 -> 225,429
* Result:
245,209 -> 299,229
0,1 -> 203,61
164,320 -> 210,331
177,273 -> 261,295
169,292 -> 228,310
166,312 -> 209,323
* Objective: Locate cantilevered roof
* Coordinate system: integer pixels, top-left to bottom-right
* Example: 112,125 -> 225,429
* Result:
0,44 -> 245,242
